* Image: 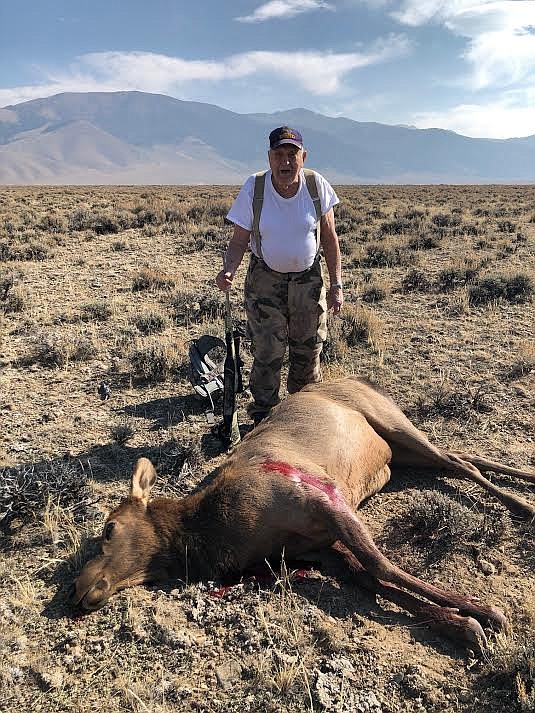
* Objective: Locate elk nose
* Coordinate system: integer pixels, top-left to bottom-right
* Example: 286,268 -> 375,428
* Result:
77,578 -> 111,611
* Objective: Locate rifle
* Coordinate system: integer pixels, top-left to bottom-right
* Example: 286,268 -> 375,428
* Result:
222,261 -> 242,448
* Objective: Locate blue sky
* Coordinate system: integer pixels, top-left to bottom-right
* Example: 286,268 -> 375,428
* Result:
1,0 -> 534,138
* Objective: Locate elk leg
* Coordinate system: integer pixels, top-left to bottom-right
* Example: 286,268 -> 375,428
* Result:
388,430 -> 535,519
331,542 -> 488,649
443,454 -> 535,519
353,390 -> 535,519
447,452 -> 535,484
316,498 -> 506,634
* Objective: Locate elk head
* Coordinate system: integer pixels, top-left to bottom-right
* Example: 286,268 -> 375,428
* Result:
72,458 -> 175,611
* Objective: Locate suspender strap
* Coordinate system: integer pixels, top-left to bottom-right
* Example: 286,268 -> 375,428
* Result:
303,168 -> 322,255
252,171 -> 267,261
252,168 -> 322,259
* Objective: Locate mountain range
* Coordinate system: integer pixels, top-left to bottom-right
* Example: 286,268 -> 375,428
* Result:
1,91 -> 534,184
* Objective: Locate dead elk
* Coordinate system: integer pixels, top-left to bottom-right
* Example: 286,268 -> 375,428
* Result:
72,376 -> 534,647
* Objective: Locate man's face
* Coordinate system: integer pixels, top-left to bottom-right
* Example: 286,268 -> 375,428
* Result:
268,144 -> 306,187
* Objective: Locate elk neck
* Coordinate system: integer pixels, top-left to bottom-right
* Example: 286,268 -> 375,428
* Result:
144,482 -> 243,581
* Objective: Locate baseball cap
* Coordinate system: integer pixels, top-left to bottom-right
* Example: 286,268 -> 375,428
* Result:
269,126 -> 304,150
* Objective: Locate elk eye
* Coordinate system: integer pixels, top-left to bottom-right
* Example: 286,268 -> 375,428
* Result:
104,522 -> 115,541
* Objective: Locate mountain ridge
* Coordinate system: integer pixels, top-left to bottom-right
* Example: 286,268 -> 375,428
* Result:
1,91 -> 533,184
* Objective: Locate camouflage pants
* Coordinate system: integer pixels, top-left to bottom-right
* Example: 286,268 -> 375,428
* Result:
244,254 -> 328,419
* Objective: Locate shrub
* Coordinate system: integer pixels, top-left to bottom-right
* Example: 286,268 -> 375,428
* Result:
339,304 -> 385,353
361,283 -> 388,303
38,214 -> 67,234
205,200 -> 231,222
111,239 -> 129,251
336,218 -> 360,236
129,341 -> 184,382
25,241 -> 50,260
69,209 -> 95,232
92,212 -> 130,235
157,438 -> 205,491
69,209 -> 130,234
414,382 -> 492,420
0,271 -> 15,300
1,288 -> 25,314
402,209 -> 426,221
458,222 -> 481,236
132,310 -> 168,335
404,491 -> 507,553
1,459 -> 89,529
186,205 -> 206,221
507,341 -> 535,379
504,274 -> 534,303
132,267 -> 175,292
80,301 -> 112,321
378,218 -> 412,235
401,269 -> 431,292
407,234 -> 441,250
197,293 -> 226,321
321,316 -> 345,364
115,326 -> 138,349
405,491 -> 481,547
468,276 -> 507,305
480,606 -> 535,713
164,208 -> 185,224
497,219 -> 517,233
358,243 -> 414,268
25,329 -> 97,367
170,288 -> 200,325
431,212 -> 461,228
2,240 -> 52,261
436,266 -> 479,292
366,208 -> 387,220
110,421 -> 135,446
134,207 -> 166,228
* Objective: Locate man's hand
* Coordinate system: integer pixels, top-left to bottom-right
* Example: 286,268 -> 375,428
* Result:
327,285 -> 343,314
216,270 -> 233,291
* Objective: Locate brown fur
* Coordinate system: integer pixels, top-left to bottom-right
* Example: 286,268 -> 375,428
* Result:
72,376 -> 534,648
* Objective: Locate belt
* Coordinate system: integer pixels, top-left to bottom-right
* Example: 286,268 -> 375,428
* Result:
250,252 -> 321,277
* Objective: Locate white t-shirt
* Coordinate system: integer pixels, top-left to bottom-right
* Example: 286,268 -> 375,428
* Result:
226,169 -> 339,273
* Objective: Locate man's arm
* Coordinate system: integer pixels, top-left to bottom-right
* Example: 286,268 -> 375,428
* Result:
215,224 -> 251,291
320,208 -> 343,314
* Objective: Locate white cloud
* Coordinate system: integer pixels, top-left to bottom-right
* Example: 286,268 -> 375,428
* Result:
412,90 -> 535,138
392,0 -> 535,90
236,0 -> 333,23
0,38 -> 410,107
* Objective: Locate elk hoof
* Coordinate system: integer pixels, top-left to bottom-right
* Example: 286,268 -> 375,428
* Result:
486,605 -> 507,631
464,617 -> 487,652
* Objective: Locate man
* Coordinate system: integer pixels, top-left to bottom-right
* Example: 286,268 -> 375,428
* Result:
215,126 -> 343,424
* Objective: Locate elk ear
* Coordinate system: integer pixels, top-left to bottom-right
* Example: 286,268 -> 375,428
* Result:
130,457 -> 157,506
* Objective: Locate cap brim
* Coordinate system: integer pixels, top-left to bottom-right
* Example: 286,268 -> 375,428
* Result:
270,139 -> 303,150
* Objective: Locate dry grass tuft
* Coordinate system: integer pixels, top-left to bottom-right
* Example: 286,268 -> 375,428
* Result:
131,309 -> 169,335
482,599 -> 535,712
129,339 -> 186,382
42,497 -> 85,569
508,341 -> 535,379
413,380 -> 493,420
110,419 -> 136,446
24,328 -> 97,367
132,267 -> 175,292
254,561 -> 314,707
401,490 -> 507,554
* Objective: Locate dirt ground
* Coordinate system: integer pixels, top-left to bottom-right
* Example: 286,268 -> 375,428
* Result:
0,184 -> 534,713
